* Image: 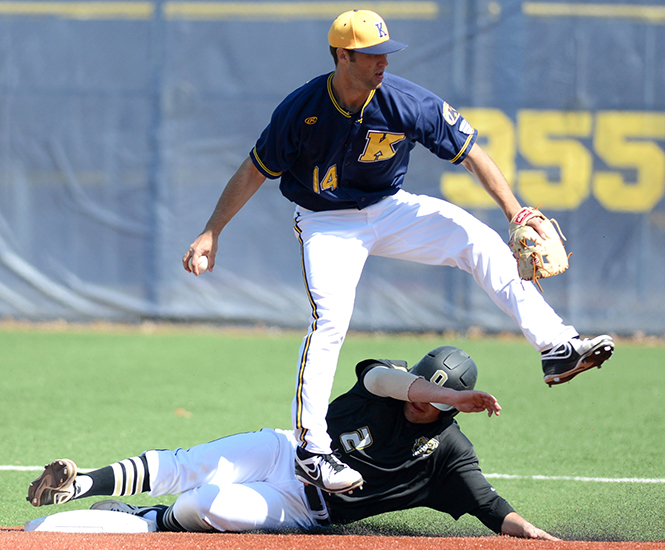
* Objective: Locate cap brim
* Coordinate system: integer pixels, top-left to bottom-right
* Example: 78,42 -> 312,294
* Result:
353,40 -> 408,55
432,402 -> 455,412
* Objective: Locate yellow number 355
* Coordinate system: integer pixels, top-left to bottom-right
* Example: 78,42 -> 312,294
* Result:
441,109 -> 665,213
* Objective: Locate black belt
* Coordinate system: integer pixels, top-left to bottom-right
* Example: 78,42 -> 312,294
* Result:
303,484 -> 332,527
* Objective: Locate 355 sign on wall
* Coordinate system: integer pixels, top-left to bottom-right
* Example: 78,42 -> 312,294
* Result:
442,109 -> 665,213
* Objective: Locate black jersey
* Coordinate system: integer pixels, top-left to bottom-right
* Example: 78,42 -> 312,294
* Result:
324,359 -> 514,533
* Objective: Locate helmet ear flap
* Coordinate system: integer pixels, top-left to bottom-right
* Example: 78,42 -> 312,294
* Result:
409,346 -> 478,414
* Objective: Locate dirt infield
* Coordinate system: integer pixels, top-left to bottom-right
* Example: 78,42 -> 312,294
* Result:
3,528 -> 665,550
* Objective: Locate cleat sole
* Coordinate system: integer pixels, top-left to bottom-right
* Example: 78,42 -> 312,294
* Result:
544,340 -> 614,386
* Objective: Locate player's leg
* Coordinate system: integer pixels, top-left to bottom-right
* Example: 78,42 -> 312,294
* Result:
27,429 -> 288,511
80,483 -> 314,535
291,208 -> 370,493
26,455 -> 185,531
170,480 -> 314,532
90,500 -> 183,531
370,191 -> 613,383
95,429 -> 317,532
27,456 -> 149,507
369,191 -> 573,346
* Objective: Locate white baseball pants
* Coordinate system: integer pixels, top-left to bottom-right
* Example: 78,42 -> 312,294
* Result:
144,428 -> 315,532
291,189 -> 578,454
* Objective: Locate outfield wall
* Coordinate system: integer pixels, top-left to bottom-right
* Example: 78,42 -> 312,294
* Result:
0,0 -> 664,335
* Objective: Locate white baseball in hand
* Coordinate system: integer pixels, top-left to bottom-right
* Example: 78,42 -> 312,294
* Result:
188,255 -> 209,274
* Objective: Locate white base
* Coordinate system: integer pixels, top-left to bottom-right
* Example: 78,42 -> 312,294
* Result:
25,509 -> 157,533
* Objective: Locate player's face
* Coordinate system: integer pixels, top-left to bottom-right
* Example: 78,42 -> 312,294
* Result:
403,401 -> 441,424
347,51 -> 389,91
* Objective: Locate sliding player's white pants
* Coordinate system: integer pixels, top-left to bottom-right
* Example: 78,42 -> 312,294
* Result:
145,429 -> 315,532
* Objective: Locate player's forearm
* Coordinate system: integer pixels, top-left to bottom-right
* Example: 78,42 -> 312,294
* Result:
364,367 -> 473,406
406,377 -> 458,405
462,144 -> 521,221
364,367 -> 458,404
204,156 -> 266,236
365,367 -> 500,415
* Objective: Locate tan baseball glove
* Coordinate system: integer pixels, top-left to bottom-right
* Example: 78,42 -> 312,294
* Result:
508,207 -> 570,291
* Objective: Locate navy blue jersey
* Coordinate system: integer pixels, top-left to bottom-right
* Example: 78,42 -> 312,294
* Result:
324,359 -> 514,533
250,72 -> 477,211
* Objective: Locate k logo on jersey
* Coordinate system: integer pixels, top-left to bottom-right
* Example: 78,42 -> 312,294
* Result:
412,436 -> 439,457
359,130 -> 406,162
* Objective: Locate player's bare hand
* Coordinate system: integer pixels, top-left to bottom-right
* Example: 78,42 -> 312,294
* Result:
454,390 -> 501,417
183,231 -> 218,275
522,526 -> 560,541
501,512 -> 560,541
526,216 -> 547,240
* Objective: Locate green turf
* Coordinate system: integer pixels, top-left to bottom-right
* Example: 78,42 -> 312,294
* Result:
1,326 -> 663,540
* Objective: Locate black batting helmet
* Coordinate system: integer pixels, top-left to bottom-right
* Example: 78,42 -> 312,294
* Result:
409,346 -> 478,415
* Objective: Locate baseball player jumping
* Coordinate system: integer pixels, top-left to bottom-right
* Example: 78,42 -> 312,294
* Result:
183,10 -> 615,494
28,346 -> 558,541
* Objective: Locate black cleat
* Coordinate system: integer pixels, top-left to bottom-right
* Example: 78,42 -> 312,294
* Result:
542,335 -> 615,386
91,500 -> 168,517
27,459 -> 78,507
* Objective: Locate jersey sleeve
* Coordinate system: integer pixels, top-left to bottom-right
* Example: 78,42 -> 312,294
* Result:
355,359 -> 409,383
444,463 -> 515,533
250,97 -> 301,180
350,359 -> 411,402
425,423 -> 515,533
469,492 -> 515,534
415,94 -> 477,165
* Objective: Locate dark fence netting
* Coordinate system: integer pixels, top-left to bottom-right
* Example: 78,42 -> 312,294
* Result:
1,0 -> 663,335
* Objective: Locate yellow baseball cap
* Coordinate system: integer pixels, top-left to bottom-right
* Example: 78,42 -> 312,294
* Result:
328,10 -> 407,55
